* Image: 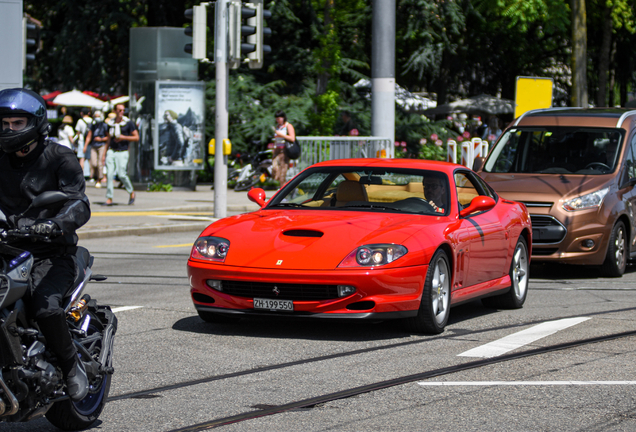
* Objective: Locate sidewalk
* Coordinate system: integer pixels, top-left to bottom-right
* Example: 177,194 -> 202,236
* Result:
79,183 -> 264,239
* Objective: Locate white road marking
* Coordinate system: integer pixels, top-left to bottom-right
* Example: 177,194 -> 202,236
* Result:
111,306 -> 144,313
457,317 -> 591,358
418,381 -> 636,387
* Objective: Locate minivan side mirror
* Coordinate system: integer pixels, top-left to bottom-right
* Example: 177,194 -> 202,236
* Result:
472,157 -> 486,172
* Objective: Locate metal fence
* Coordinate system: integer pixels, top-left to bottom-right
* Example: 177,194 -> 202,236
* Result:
296,136 -> 393,169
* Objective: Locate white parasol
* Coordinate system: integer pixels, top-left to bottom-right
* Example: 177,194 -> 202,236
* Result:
52,90 -> 107,109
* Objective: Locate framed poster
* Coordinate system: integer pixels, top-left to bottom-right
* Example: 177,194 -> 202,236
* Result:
154,81 -> 205,170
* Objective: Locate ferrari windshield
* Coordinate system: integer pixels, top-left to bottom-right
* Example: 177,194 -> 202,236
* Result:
267,167 -> 450,215
483,127 -> 624,175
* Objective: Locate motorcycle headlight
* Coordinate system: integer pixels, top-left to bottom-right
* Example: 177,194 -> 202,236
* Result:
338,244 -> 407,268
191,237 -> 230,262
562,187 -> 609,211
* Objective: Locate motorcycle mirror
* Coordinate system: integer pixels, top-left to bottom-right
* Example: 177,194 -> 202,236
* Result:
15,191 -> 70,221
31,191 -> 70,209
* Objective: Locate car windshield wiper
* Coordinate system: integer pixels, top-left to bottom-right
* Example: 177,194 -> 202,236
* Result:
270,202 -> 309,208
339,203 -> 397,211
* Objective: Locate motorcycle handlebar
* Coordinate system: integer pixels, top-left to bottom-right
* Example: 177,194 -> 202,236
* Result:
0,227 -> 64,242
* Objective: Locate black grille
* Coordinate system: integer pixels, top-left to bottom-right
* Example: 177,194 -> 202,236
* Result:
532,248 -> 558,256
530,215 -> 566,243
218,280 -> 339,300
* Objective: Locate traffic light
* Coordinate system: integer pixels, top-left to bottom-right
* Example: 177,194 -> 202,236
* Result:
184,3 -> 209,60
228,0 -> 271,69
23,16 -> 41,69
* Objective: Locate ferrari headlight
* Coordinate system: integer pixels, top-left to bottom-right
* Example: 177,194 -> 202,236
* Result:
562,187 -> 609,211
191,237 -> 230,262
339,244 -> 408,268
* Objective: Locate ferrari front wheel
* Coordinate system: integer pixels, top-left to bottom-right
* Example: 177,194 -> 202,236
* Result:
404,249 -> 451,334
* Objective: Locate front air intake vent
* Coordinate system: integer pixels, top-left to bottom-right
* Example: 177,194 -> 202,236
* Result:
283,230 -> 324,238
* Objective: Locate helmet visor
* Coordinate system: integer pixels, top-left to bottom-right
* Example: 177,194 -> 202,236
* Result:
0,88 -> 46,117
0,116 -> 32,132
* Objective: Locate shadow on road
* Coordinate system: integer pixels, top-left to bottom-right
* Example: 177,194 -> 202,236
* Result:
171,300 -> 499,341
530,262 -> 636,280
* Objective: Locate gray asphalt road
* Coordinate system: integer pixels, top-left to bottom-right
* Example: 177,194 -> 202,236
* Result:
4,232 -> 635,432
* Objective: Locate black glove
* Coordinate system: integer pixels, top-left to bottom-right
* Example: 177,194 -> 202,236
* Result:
31,220 -> 59,237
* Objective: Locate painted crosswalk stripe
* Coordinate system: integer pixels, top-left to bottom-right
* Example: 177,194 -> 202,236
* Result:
419,381 -> 636,387
458,317 -> 591,358
111,306 -> 144,313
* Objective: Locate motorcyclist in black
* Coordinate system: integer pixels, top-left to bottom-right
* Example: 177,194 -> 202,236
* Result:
0,88 -> 91,401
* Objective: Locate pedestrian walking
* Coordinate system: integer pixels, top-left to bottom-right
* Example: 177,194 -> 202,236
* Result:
271,110 -> 296,185
56,115 -> 75,150
104,103 -> 138,206
84,110 -> 109,187
74,108 -> 92,177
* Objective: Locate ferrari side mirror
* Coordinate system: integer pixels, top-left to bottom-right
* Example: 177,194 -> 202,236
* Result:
247,188 -> 267,207
460,196 -> 496,218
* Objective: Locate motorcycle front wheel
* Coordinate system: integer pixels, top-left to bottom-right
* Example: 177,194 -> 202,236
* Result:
46,311 -> 112,431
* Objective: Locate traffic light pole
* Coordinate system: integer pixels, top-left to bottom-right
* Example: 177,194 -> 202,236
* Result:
371,0 -> 395,151
214,0 -> 229,218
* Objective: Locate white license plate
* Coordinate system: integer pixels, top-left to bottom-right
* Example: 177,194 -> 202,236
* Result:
253,298 -> 294,311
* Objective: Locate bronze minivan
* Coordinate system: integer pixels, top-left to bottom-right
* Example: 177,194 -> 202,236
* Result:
476,108 -> 636,276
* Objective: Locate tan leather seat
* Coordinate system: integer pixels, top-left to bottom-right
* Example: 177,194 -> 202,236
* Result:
335,180 -> 368,206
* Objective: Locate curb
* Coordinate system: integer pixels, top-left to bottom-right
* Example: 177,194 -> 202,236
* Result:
78,222 -> 212,240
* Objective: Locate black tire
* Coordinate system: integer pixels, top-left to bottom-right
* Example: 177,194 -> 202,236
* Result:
404,249 -> 451,334
601,221 -> 627,277
482,236 -> 529,309
198,310 -> 240,323
234,171 -> 262,192
46,311 -> 111,430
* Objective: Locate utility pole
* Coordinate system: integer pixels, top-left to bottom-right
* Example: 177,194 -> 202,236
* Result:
0,0 -> 24,90
571,0 -> 587,107
214,0 -> 229,218
371,0 -> 395,152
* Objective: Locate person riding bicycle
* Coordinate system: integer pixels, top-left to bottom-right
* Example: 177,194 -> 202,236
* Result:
0,88 -> 91,401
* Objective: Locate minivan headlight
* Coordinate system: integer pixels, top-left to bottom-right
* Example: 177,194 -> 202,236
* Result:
562,187 -> 609,211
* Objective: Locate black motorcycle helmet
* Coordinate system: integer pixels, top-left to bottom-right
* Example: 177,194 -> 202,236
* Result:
0,88 -> 50,154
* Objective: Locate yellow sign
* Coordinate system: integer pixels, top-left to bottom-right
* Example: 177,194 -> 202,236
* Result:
208,138 -> 232,156
515,76 -> 553,118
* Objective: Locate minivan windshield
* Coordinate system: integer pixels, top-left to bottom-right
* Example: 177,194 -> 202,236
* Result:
483,127 -> 623,175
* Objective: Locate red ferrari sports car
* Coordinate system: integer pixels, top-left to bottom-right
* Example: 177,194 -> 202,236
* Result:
188,159 -> 531,334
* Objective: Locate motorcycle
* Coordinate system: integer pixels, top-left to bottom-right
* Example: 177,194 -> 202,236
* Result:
0,191 -> 117,430
233,149 -> 274,191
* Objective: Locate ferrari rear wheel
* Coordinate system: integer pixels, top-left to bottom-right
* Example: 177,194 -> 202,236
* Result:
482,236 -> 529,309
404,249 -> 451,334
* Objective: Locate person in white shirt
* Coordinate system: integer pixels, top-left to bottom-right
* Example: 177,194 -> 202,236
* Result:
57,115 -> 75,150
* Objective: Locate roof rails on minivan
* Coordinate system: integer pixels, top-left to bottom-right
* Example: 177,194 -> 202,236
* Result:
513,107 -> 581,127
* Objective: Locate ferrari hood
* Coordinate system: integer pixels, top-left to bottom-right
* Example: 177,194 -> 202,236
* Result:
480,173 -> 612,203
201,210 -> 440,270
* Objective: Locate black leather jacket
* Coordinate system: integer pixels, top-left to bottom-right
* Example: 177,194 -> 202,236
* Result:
0,140 -> 91,257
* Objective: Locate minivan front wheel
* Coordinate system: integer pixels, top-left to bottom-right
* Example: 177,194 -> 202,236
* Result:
601,221 -> 627,277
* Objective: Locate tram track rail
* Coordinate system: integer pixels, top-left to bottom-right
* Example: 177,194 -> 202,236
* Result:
166,329 -> 636,431
107,326 -> 636,431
